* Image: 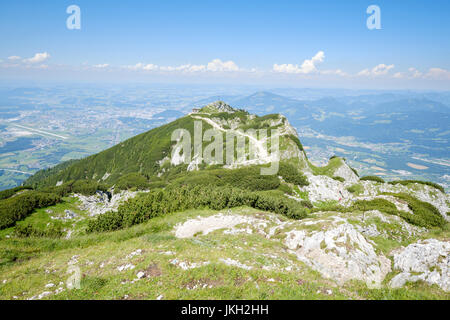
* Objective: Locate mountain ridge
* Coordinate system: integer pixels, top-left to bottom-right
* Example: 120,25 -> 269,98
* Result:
1,101 -> 449,300
25,102 -> 308,188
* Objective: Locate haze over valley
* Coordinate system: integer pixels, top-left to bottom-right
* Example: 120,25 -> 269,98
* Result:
1,84 -> 448,191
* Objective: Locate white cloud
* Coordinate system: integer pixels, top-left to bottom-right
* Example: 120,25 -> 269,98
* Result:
8,56 -> 21,61
357,69 -> 371,77
187,64 -> 207,72
393,67 -> 422,79
160,64 -> 206,72
392,67 -> 450,80
125,63 -> 157,71
320,69 -> 348,77
93,64 -> 109,69
124,59 -> 240,73
425,67 -> 450,80
372,64 -> 394,75
142,63 -> 158,71
23,52 -> 50,64
408,67 -> 423,78
357,63 -> 394,77
273,51 -> 325,74
372,63 -> 394,76
206,59 -> 239,72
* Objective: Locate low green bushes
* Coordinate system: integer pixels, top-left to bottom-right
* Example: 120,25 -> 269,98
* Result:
360,176 -> 385,183
349,194 -> 445,229
0,186 -> 33,200
115,173 -> 149,190
169,163 -> 308,191
14,223 -> 64,238
349,166 -> 359,177
346,184 -> 364,195
352,198 -> 397,215
278,162 -> 309,186
277,184 -> 294,195
311,193 -> 445,229
41,180 -> 108,197
383,193 -> 446,228
87,185 -> 308,233
172,166 -> 281,191
0,191 -> 61,230
388,180 -> 445,193
147,181 -> 167,189
332,176 -> 345,183
288,135 -> 304,151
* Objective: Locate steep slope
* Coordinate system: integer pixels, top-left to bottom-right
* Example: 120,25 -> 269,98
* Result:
1,101 -> 449,300
25,101 -> 308,188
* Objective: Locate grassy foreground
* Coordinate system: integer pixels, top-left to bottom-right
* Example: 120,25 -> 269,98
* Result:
0,203 -> 448,300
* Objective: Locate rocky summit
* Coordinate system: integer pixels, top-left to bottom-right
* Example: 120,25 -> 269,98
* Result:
0,103 -> 448,300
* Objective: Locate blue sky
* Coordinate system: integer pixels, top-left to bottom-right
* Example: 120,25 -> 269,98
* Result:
0,0 -> 449,89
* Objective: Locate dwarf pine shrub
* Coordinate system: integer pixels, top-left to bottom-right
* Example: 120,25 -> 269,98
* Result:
87,185 -> 308,233
360,176 -> 385,183
0,191 -> 61,229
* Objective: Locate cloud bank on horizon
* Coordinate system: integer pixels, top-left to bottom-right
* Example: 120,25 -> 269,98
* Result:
2,50 -> 449,84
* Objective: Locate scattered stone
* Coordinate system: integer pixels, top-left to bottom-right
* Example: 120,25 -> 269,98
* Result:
65,229 -> 73,239
68,255 -> 79,265
170,259 -> 210,270
76,190 -> 142,216
174,213 -> 265,239
117,264 -> 135,272
156,294 -> 164,300
126,249 -> 142,259
219,258 -> 252,270
136,271 -> 146,279
64,210 -> 77,219
28,291 -> 52,300
185,280 -> 215,290
55,287 -> 65,295
45,283 -> 55,288
390,239 -> 449,292
301,172 -> 351,203
389,272 -> 410,289
160,251 -> 175,255
356,224 -> 381,237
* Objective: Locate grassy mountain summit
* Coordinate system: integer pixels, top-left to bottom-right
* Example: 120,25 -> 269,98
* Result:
0,102 -> 449,300
25,101 -> 308,189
